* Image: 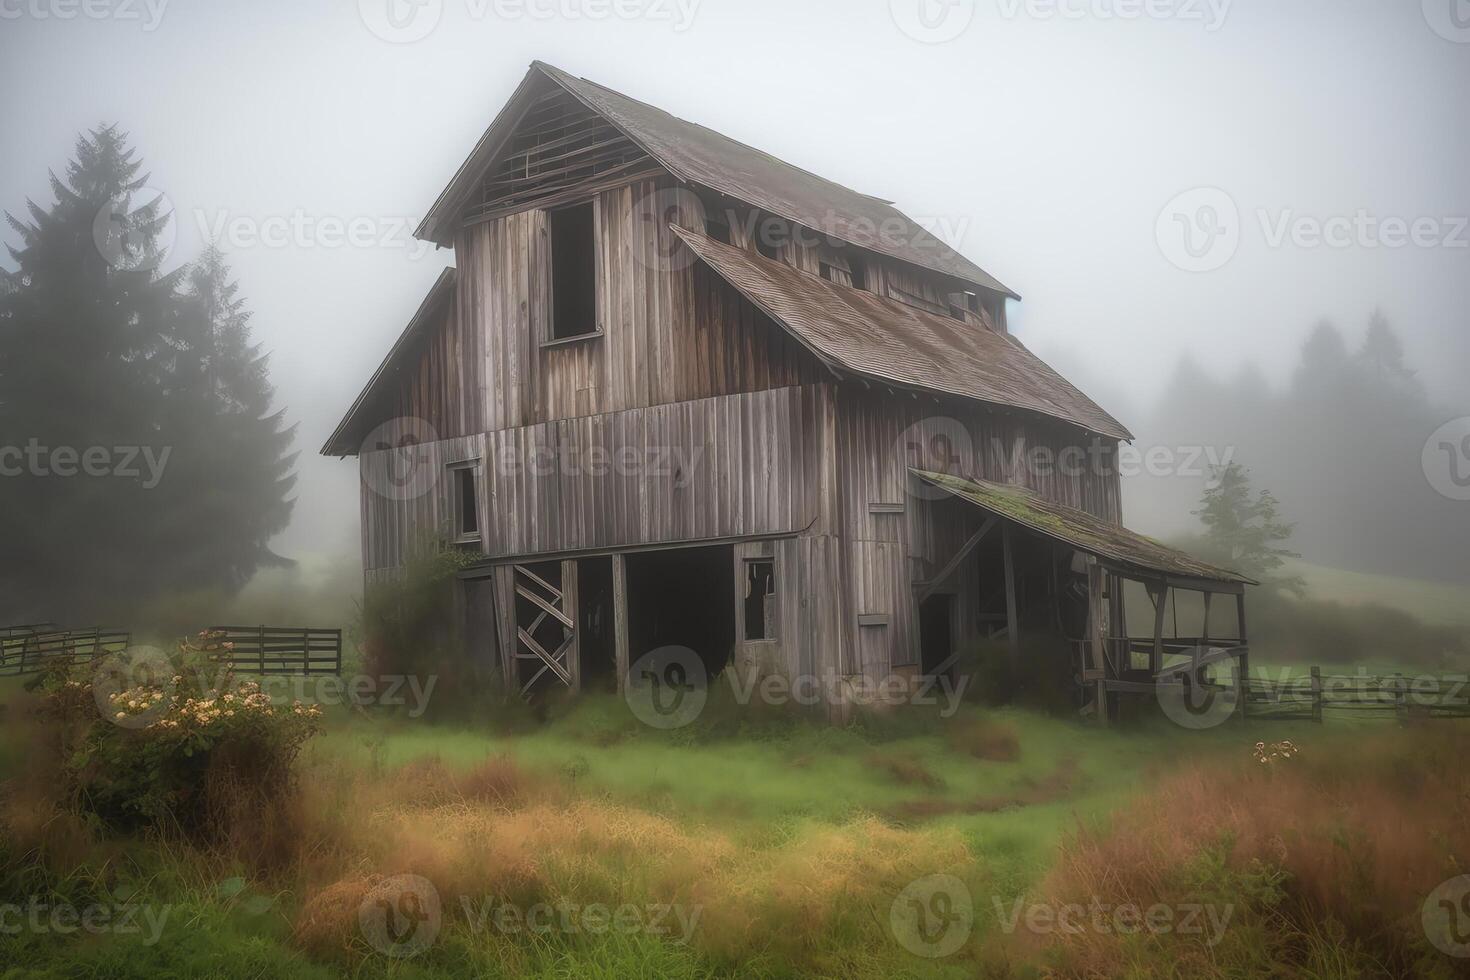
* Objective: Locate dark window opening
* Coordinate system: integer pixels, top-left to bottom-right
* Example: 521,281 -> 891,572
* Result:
819,261 -> 839,283
455,466 -> 479,539
743,559 -> 777,640
550,202 -> 597,340
752,215 -> 783,261
704,207 -> 732,244
848,254 -> 868,291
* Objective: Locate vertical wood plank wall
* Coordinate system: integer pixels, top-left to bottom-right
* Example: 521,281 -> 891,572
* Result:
358,171 -> 1122,688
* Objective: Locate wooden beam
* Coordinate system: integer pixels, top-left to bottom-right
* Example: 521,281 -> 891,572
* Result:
514,563 -> 562,600
516,628 -> 572,685
1236,593 -> 1250,719
918,515 -> 998,603
1150,583 -> 1168,675
612,552 -> 630,694
1002,523 -> 1020,672
1087,558 -> 1109,727
515,583 -> 575,630
561,559 -> 580,694
492,566 -> 519,693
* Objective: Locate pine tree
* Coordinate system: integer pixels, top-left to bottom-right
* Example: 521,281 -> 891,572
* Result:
1194,463 -> 1302,591
0,127 -> 296,622
169,245 -> 297,588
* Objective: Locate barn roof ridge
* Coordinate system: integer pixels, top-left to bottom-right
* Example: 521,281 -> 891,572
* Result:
416,60 -> 1017,299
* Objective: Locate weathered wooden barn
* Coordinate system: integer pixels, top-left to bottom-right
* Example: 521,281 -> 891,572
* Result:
323,62 -> 1252,723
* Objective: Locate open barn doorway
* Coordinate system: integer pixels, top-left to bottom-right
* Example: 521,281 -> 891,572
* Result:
625,545 -> 735,681
919,593 -> 955,678
576,556 -> 616,692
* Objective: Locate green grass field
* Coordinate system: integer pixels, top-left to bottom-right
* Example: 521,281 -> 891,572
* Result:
0,679 -> 1348,979
1288,559 -> 1470,628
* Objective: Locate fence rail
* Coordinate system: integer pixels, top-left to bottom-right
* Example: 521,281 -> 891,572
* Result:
1247,668 -> 1470,721
206,626 -> 342,676
0,626 -> 131,677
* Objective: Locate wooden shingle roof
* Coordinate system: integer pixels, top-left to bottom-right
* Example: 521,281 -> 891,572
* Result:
914,469 -> 1254,588
417,62 -> 1017,299
673,226 -> 1131,441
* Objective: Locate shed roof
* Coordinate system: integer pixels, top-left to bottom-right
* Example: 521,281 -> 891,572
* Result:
913,469 -> 1254,588
674,225 -> 1131,441
417,61 -> 1017,299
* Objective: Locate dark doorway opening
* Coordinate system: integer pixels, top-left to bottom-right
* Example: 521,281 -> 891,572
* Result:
919,593 -> 955,677
577,556 -> 616,692
626,545 -> 734,680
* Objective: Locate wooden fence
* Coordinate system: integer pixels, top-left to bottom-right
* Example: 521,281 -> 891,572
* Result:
1246,669 -> 1470,721
0,626 -> 131,677
205,626 -> 343,676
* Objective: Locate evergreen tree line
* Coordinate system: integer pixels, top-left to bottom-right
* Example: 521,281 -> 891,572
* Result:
1132,310 -> 1467,584
0,126 -> 296,624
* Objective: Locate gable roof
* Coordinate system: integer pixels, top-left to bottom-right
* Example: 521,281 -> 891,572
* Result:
913,470 -> 1254,588
673,226 -> 1131,441
321,267 -> 456,457
416,61 -> 1017,299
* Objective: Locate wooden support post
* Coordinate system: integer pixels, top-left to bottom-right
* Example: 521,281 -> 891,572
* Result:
1086,558 -> 1108,726
612,552 -> 630,694
1310,665 -> 1323,723
492,565 -> 518,694
1150,584 -> 1168,676
561,559 -> 581,694
1002,523 -> 1020,673
1235,592 -> 1250,713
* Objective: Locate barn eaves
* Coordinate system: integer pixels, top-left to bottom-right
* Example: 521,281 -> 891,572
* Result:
672,225 -> 1132,442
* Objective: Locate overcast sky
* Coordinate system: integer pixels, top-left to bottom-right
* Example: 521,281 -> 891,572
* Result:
4,0 -> 1467,558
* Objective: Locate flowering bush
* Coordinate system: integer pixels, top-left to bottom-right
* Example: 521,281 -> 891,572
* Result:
38,631 -> 322,844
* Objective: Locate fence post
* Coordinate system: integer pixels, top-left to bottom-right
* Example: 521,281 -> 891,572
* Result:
1393,672 -> 1406,722
1310,666 -> 1322,723
259,625 -> 266,676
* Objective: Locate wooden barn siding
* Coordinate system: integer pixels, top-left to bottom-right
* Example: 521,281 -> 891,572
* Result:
359,432 -> 486,573
376,175 -> 1011,448
731,534 -> 842,685
389,179 -> 823,439
480,384 -> 829,558
832,387 -> 1121,680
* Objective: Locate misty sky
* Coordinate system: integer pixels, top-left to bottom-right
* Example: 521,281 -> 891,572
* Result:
3,0 -> 1467,559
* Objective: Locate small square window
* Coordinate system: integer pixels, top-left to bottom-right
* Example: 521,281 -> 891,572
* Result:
743,559 -> 777,641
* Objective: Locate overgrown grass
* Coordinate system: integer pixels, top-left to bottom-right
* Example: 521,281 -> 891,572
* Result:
0,674 -> 1450,979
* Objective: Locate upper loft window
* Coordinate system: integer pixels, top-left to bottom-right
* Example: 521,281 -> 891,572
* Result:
752,213 -> 785,261
819,250 -> 868,292
549,202 -> 598,342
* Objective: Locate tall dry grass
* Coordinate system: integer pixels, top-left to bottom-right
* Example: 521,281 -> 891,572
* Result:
286,749 -> 977,973
1033,724 -> 1470,978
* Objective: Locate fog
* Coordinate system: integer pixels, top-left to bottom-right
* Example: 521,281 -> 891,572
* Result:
3,0 -> 1466,579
